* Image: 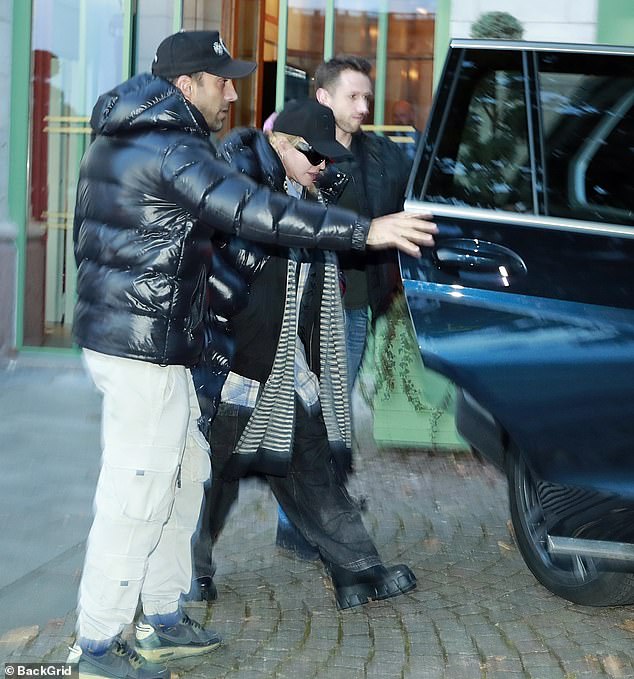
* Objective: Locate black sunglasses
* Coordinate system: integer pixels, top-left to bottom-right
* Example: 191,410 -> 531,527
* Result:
294,141 -> 329,166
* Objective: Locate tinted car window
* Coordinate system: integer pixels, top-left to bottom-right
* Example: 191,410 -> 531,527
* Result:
420,50 -> 532,213
538,52 -> 634,226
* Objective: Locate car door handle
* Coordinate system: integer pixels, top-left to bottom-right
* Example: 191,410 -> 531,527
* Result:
432,238 -> 528,276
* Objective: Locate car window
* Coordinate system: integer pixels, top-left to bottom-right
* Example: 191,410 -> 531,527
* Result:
419,50 -> 533,213
538,52 -> 634,226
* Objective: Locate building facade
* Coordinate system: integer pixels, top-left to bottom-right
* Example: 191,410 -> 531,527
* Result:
0,0 -> 632,358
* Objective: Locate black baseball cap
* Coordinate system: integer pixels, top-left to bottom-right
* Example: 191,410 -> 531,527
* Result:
152,30 -> 256,79
273,99 -> 349,161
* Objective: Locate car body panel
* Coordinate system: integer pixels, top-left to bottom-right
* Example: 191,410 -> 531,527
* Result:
400,213 -> 634,496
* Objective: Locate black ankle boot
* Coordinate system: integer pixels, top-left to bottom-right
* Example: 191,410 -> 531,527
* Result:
183,576 -> 218,603
327,562 -> 417,609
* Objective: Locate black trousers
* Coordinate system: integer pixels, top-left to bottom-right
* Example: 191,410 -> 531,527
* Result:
192,399 -> 381,579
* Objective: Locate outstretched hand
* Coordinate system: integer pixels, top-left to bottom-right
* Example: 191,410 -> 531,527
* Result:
366,211 -> 437,257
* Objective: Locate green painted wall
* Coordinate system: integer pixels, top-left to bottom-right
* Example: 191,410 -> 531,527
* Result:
363,295 -> 467,451
597,0 -> 634,45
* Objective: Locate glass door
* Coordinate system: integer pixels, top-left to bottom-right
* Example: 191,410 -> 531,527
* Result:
24,0 -> 126,348
23,0 -> 181,349
133,0 -> 178,75
334,1 -> 436,136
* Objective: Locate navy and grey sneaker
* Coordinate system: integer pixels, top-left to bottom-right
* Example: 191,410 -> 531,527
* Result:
67,637 -> 170,679
135,614 -> 221,662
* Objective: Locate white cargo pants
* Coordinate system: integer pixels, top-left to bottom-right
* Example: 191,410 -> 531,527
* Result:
78,349 -> 211,642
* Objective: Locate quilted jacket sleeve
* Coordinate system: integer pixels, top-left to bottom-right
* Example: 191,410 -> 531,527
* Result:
160,139 -> 370,252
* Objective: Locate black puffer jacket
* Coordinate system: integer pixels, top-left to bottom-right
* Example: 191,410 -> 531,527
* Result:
73,74 -> 370,367
362,131 -> 410,319
326,130 -> 410,319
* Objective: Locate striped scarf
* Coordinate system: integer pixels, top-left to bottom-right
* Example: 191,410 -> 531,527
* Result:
231,250 -> 351,469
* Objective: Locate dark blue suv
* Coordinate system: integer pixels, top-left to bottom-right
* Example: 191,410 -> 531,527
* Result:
401,39 -> 634,606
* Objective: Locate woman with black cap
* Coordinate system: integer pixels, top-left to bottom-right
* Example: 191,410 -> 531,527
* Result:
190,98 -> 417,611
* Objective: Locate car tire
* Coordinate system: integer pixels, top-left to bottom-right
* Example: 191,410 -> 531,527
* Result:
507,450 -> 634,606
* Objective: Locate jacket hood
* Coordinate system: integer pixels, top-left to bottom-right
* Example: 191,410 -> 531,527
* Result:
90,73 -> 209,137
221,127 -> 285,191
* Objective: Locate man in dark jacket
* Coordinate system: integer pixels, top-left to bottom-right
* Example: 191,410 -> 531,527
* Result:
68,30 -> 436,679
316,55 -> 411,388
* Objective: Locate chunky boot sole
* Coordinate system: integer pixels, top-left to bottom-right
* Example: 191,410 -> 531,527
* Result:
334,565 -> 417,610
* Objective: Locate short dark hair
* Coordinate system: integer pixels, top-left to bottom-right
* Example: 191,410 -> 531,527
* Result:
314,55 -> 372,91
169,71 -> 205,86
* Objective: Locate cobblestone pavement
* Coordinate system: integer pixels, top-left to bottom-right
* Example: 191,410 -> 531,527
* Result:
1,363 -> 634,678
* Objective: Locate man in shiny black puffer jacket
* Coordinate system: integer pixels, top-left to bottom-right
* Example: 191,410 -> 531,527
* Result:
70,30 -> 436,678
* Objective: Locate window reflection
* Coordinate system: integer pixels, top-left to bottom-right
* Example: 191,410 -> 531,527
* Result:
182,0 -> 258,131
334,1 -> 435,153
182,0 -> 222,30
133,0 -> 175,75
538,53 -> 634,226
423,51 -> 532,213
26,0 -> 124,347
385,5 -> 434,156
287,1 -> 325,96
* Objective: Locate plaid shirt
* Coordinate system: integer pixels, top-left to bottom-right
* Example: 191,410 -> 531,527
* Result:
220,370 -> 260,408
221,250 -> 320,414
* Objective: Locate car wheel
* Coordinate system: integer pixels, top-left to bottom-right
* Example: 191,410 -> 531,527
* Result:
507,450 -> 634,606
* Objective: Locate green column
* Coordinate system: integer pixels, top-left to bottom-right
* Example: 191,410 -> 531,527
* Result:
122,0 -> 134,78
433,0 -> 451,91
373,1 -> 388,127
173,0 -> 183,32
324,0 -> 335,61
275,0 -> 288,111
9,0 -> 33,349
597,0 -> 634,46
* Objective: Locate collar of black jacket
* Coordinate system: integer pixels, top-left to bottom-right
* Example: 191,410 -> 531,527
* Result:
90,73 -> 210,138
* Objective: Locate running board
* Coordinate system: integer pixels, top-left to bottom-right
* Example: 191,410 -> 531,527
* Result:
548,536 -> 634,562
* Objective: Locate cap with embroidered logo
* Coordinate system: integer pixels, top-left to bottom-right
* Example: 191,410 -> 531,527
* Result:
152,30 -> 256,79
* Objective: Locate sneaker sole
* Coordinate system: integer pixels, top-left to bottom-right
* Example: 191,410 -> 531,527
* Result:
136,640 -> 221,663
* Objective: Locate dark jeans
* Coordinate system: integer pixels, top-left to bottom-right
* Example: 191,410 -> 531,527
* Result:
192,399 -> 381,579
344,306 -> 369,393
